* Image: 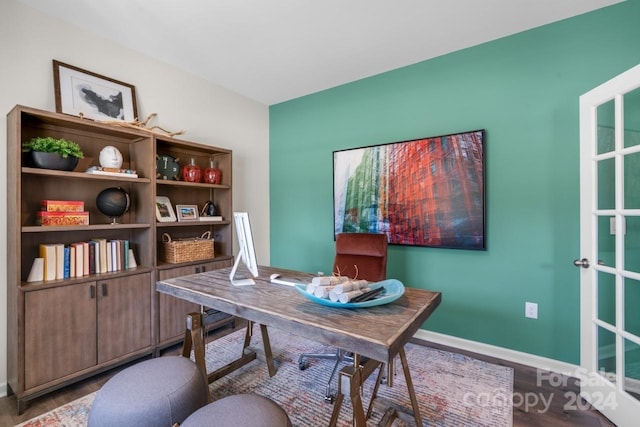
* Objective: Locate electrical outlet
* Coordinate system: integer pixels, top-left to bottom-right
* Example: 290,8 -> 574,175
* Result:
525,302 -> 538,319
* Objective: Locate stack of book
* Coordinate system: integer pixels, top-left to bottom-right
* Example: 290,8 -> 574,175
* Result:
37,200 -> 89,226
85,166 -> 138,178
35,239 -> 134,282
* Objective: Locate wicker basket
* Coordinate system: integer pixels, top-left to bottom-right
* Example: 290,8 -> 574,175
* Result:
161,231 -> 214,263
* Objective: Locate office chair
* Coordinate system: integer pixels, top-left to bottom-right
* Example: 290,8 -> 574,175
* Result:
298,232 -> 388,401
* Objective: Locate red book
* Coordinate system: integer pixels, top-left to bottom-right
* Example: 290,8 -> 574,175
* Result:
88,241 -> 96,275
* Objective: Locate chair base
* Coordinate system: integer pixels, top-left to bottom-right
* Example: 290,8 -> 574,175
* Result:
298,349 -> 353,401
299,350 -> 393,402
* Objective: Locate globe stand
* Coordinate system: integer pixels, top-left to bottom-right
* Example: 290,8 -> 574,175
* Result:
108,216 -> 123,225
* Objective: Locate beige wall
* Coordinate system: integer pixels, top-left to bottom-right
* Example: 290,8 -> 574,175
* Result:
0,0 -> 270,394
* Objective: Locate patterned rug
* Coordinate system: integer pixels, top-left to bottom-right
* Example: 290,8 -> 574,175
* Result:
16,328 -> 513,426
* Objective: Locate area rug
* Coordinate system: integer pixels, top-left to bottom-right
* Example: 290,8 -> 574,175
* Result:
16,328 -> 513,426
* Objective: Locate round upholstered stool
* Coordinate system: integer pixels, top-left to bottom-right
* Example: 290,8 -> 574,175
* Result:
180,394 -> 292,427
88,356 -> 208,427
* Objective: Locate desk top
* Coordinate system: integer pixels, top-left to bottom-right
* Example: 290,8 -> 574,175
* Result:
156,265 -> 441,363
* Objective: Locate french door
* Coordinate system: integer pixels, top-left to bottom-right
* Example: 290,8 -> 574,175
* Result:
578,63 -> 640,426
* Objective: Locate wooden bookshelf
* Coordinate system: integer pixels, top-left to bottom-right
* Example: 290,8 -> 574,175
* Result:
6,105 -> 234,413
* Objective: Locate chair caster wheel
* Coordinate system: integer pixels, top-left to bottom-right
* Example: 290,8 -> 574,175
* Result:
324,394 -> 335,403
299,362 -> 307,370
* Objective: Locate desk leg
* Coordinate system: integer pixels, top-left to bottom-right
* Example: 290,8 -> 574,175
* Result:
328,390 -> 344,427
181,315 -> 277,388
243,321 -> 276,377
327,348 -> 422,427
399,347 -> 422,427
259,323 -> 277,377
328,356 -> 380,427
243,321 -> 254,352
328,364 -> 366,427
366,363 -> 386,419
182,312 -> 210,401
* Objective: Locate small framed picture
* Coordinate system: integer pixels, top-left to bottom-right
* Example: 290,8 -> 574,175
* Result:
155,196 -> 176,222
176,205 -> 199,222
53,60 -> 138,121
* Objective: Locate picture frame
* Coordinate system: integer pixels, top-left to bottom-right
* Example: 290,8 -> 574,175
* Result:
53,60 -> 138,121
176,205 -> 199,222
333,129 -> 486,250
155,196 -> 177,222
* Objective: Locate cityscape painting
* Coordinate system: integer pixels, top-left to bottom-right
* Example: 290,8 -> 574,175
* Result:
333,130 -> 485,250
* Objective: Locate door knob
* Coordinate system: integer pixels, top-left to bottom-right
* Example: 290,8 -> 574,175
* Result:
573,258 -> 590,268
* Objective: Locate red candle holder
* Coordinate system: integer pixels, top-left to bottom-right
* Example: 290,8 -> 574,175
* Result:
204,159 -> 221,184
182,158 -> 202,183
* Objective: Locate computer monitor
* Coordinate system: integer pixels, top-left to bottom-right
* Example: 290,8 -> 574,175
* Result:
229,211 -> 259,286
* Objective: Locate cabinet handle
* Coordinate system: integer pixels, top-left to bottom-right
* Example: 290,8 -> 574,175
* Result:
101,283 -> 108,297
90,285 -> 95,299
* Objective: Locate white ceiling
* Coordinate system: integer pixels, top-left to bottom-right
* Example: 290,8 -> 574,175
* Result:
19,0 -> 623,105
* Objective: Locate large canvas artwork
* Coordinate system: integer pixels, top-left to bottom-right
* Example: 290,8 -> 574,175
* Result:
333,130 -> 485,250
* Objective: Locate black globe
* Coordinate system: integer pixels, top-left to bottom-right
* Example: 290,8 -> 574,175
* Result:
96,187 -> 130,218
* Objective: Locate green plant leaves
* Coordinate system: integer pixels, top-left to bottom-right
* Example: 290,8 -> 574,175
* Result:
22,137 -> 84,158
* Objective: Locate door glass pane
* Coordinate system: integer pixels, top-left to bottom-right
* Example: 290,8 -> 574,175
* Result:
598,216 -> 616,268
623,87 -> 640,149
624,153 -> 640,209
624,339 -> 640,401
598,326 -> 617,382
597,100 -> 616,154
597,158 -> 615,210
597,271 -> 616,326
624,216 -> 640,273
625,277 -> 640,337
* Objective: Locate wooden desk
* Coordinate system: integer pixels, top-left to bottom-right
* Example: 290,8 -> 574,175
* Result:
156,265 -> 441,426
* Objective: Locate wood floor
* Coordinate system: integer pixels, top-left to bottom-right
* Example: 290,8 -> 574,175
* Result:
0,327 -> 616,427
420,339 -> 616,427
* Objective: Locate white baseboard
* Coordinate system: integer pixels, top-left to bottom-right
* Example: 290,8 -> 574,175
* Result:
414,329 -> 580,376
0,382 -> 7,398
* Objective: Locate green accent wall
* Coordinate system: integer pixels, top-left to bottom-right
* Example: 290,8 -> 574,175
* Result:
269,0 -> 640,364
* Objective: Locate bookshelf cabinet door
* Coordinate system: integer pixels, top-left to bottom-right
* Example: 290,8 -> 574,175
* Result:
24,283 -> 97,389
200,259 -> 233,272
97,273 -> 152,364
157,259 -> 234,344
157,265 -> 202,343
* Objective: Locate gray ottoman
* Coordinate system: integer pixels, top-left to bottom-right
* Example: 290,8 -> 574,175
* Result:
180,394 -> 292,427
88,356 -> 208,427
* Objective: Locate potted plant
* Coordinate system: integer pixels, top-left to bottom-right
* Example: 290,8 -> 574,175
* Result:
22,136 -> 84,171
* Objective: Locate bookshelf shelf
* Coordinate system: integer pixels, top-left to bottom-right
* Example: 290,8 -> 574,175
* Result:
20,266 -> 154,289
156,179 -> 230,189
22,223 -> 152,233
22,167 -> 151,183
156,220 -> 230,228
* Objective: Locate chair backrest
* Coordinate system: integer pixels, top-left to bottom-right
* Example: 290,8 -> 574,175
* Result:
332,233 -> 388,282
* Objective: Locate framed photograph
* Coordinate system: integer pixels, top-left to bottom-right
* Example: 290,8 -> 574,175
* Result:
155,196 -> 176,222
176,205 -> 199,222
53,60 -> 138,121
333,129 -> 485,250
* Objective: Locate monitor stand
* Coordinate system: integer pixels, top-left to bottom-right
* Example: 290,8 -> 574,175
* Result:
231,278 -> 255,286
229,254 -> 256,286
